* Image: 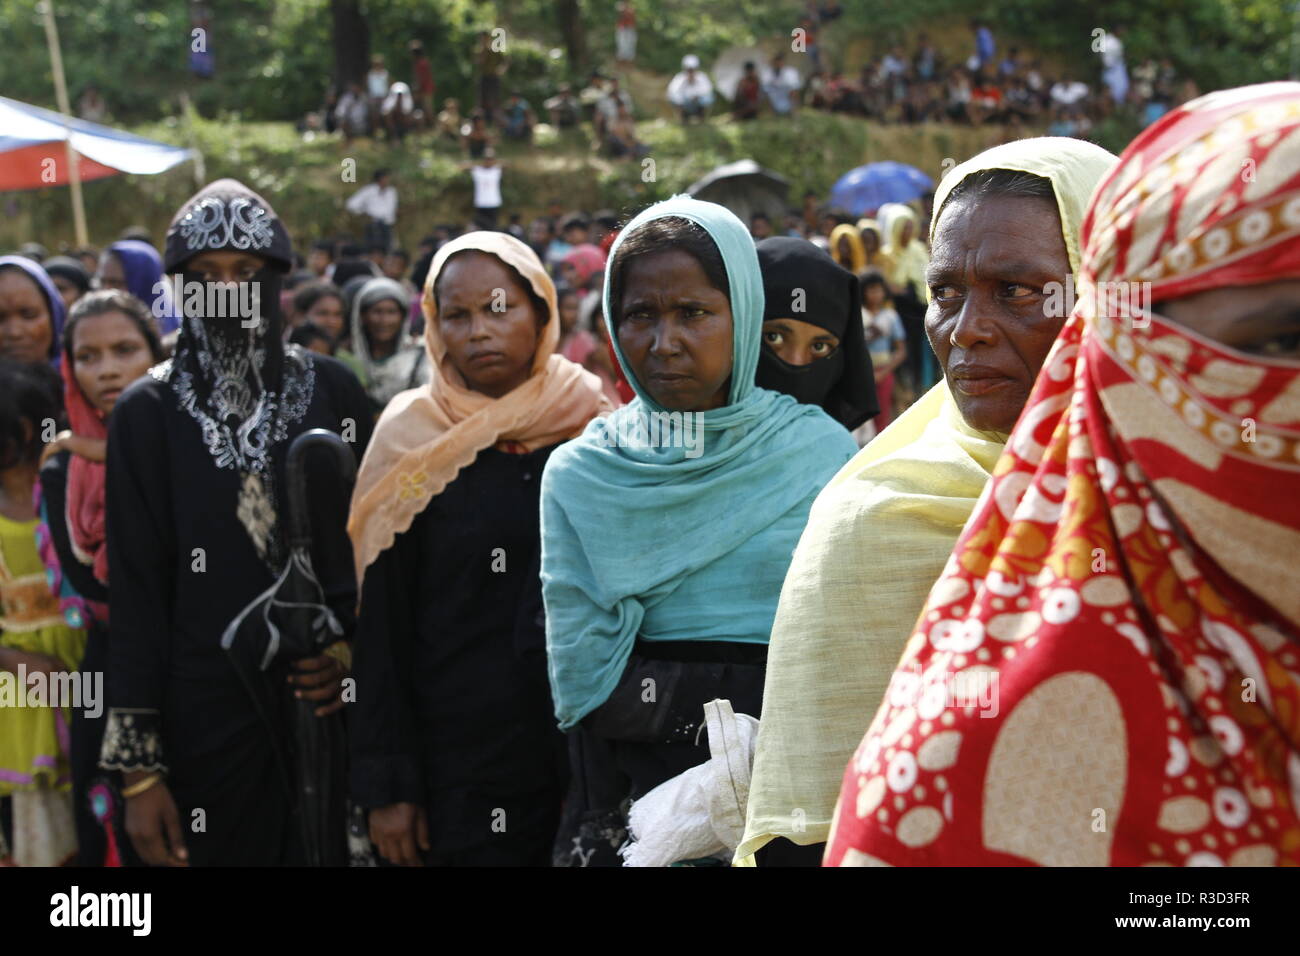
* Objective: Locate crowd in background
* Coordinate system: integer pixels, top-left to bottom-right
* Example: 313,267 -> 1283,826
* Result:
263,10 -> 1194,165
12,181 -> 934,435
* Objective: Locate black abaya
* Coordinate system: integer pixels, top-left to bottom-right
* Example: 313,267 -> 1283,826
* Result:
348,444 -> 567,867
100,353 -> 372,866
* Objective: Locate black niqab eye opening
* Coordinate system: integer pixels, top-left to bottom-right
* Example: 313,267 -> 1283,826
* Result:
754,237 -> 877,430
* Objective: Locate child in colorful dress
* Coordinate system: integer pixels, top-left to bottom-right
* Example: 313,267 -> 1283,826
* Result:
0,358 -> 86,866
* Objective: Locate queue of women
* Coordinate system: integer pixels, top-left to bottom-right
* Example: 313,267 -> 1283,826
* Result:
0,81 -> 1296,867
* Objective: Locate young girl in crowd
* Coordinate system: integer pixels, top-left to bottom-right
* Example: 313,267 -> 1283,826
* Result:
559,243 -> 607,297
336,276 -> 429,414
754,236 -> 877,431
557,288 -> 596,365
35,290 -> 164,866
540,197 -> 857,865
0,256 -> 66,368
859,270 -> 907,432
292,281 -> 349,353
347,232 -> 610,866
0,359 -> 86,866
576,292 -> 627,406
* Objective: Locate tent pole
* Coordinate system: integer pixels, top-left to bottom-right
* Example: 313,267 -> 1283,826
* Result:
40,1 -> 88,248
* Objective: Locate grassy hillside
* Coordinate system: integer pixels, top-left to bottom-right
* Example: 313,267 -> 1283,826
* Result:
5,105 -> 1055,253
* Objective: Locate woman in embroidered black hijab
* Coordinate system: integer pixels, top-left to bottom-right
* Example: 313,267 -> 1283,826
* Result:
98,179 -> 373,866
754,237 -> 877,431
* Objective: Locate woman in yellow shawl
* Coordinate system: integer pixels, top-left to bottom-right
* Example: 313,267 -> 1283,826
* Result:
877,203 -> 929,298
828,223 -> 867,273
855,218 -> 894,275
737,137 -> 1117,865
878,202 -> 939,392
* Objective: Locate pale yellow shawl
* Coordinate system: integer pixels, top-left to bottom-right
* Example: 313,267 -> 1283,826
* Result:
877,203 -> 929,300
736,136 -> 1118,863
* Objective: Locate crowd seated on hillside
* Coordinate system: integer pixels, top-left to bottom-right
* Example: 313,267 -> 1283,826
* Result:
298,17 -> 1192,160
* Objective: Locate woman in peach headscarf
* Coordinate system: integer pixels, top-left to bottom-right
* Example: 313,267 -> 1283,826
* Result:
826,82 -> 1300,867
346,231 -> 611,867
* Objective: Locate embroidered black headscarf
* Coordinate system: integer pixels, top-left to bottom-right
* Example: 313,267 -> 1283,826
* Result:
754,237 -> 877,430
159,178 -> 313,572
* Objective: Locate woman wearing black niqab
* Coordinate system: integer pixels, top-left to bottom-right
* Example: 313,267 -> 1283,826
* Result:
754,237 -> 877,431
98,179 -> 373,866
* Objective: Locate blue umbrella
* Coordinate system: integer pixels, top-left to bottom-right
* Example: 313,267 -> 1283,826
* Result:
829,161 -> 935,217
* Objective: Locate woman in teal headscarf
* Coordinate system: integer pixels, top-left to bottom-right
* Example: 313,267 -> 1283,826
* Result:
540,195 -> 857,865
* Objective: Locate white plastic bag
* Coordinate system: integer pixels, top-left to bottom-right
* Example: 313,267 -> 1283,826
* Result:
620,699 -> 759,867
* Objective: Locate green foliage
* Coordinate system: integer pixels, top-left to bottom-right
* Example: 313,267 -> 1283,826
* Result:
974,0 -> 1294,90
1,109 -> 1000,252
3,0 -> 1293,251
1,0 -> 1293,124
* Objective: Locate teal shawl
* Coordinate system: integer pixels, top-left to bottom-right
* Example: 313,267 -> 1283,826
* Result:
540,195 -> 857,730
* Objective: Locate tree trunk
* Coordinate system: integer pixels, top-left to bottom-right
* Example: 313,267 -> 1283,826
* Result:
330,0 -> 370,90
556,0 -> 586,72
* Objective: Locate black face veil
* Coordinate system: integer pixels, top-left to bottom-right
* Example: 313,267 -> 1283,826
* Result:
160,178 -> 311,572
754,237 -> 877,430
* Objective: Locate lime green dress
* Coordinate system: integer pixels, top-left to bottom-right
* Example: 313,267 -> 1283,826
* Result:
0,511 -> 87,795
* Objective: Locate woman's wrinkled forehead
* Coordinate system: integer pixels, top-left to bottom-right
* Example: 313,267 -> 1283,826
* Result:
929,193 -> 1068,281
435,250 -> 523,304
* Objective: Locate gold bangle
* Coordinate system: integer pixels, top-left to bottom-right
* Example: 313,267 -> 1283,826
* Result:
121,773 -> 163,799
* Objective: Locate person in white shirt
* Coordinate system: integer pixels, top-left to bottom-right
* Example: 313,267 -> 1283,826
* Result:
761,53 -> 802,116
1098,27 -> 1129,105
1050,75 -> 1090,109
666,54 -> 714,123
594,77 -> 634,138
382,82 -> 416,142
335,82 -> 369,143
615,1 -> 637,64
366,55 -> 390,133
880,48 -> 906,80
346,169 -> 398,251
460,149 -> 505,230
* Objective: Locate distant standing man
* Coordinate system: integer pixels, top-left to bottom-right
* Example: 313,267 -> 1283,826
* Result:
1099,27 -> 1129,105
463,149 -> 504,231
346,169 -> 398,252
410,40 -> 436,127
762,52 -> 803,116
476,31 -> 507,125
969,19 -> 995,71
366,55 -> 390,135
615,2 -> 637,65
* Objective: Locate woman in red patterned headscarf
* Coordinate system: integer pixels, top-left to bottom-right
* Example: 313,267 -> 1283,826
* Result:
825,82 -> 1300,867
